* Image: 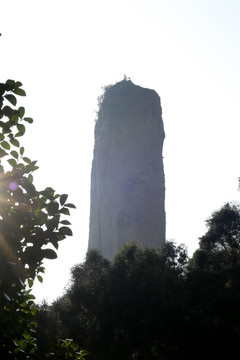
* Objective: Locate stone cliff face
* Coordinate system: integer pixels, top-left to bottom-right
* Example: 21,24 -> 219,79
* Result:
88,80 -> 165,260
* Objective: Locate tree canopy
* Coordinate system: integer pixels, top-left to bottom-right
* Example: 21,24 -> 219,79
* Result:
0,79 -> 87,359
37,202 -> 240,359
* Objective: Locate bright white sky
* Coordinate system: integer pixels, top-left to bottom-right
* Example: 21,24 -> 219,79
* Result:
1,0 -> 240,302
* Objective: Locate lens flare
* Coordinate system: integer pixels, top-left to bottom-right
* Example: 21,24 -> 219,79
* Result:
8,181 -> 18,191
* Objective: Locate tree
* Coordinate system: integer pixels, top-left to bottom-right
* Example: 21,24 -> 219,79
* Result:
50,208 -> 240,359
0,79 -> 87,359
186,202 -> 240,358
50,242 -> 188,360
190,202 -> 240,282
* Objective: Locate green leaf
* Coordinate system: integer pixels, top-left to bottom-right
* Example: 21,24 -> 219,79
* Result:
23,332 -> 30,341
10,138 -> 20,147
8,158 -> 17,167
28,174 -> 33,183
59,207 -> 70,216
37,275 -> 43,283
47,201 -> 59,216
22,343 -> 32,353
17,123 -> 25,134
40,187 -> 55,199
28,278 -> 34,288
5,79 -> 15,90
42,248 -> 57,260
70,342 -> 78,351
14,81 -> 23,89
10,150 -> 18,159
59,226 -> 73,236
32,165 -> 39,171
15,132 -> 23,137
80,349 -> 89,356
27,293 -> 35,300
4,94 -> 17,106
18,106 -> 25,118
60,220 -> 71,225
17,163 -> 25,169
20,146 -> 24,155
60,193 -> 68,206
65,203 -> 76,209
13,339 -> 21,347
0,133 -> 4,141
13,88 -> 26,96
23,117 -> 33,124
30,307 -> 38,315
11,114 -> 19,124
25,163 -> 39,172
30,321 -> 38,328
1,140 -> 10,150
23,157 -> 31,164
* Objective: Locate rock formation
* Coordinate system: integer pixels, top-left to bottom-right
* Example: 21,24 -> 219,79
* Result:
88,79 -> 165,260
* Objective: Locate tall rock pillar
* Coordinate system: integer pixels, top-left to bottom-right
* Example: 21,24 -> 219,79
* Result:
88,79 -> 165,260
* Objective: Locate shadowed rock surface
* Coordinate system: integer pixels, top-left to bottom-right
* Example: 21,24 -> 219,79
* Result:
88,79 -> 165,260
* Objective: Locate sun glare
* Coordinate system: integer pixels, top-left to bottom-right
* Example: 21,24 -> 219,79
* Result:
8,181 -> 18,191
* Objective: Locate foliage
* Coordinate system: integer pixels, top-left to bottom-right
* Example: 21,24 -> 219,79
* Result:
34,301 -> 62,358
46,242 -> 188,360
0,79 -> 80,358
96,76 -> 132,117
190,202 -> 240,277
39,203 -> 240,359
187,202 -> 240,358
45,339 -> 88,359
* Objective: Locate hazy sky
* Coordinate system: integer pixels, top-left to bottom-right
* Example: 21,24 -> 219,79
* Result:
1,0 -> 240,302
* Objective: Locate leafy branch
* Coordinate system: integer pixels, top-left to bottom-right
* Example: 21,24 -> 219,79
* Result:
0,79 -> 81,358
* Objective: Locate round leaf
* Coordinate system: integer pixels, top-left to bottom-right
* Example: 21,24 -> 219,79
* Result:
42,249 -> 57,260
10,150 -> 19,159
11,114 -> 19,124
23,117 -> 33,124
13,88 -> 26,96
59,226 -> 73,236
1,140 -> 10,150
28,174 -> 33,183
59,207 -> 70,216
14,81 -> 23,89
18,106 -> 25,118
60,220 -> 71,225
60,194 -> 68,206
65,203 -> 76,209
17,123 -> 25,135
37,275 -> 43,283
28,278 -> 34,288
23,157 -> 31,164
8,158 -> 17,167
4,94 -> 17,106
47,201 -> 59,216
10,138 -> 20,147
